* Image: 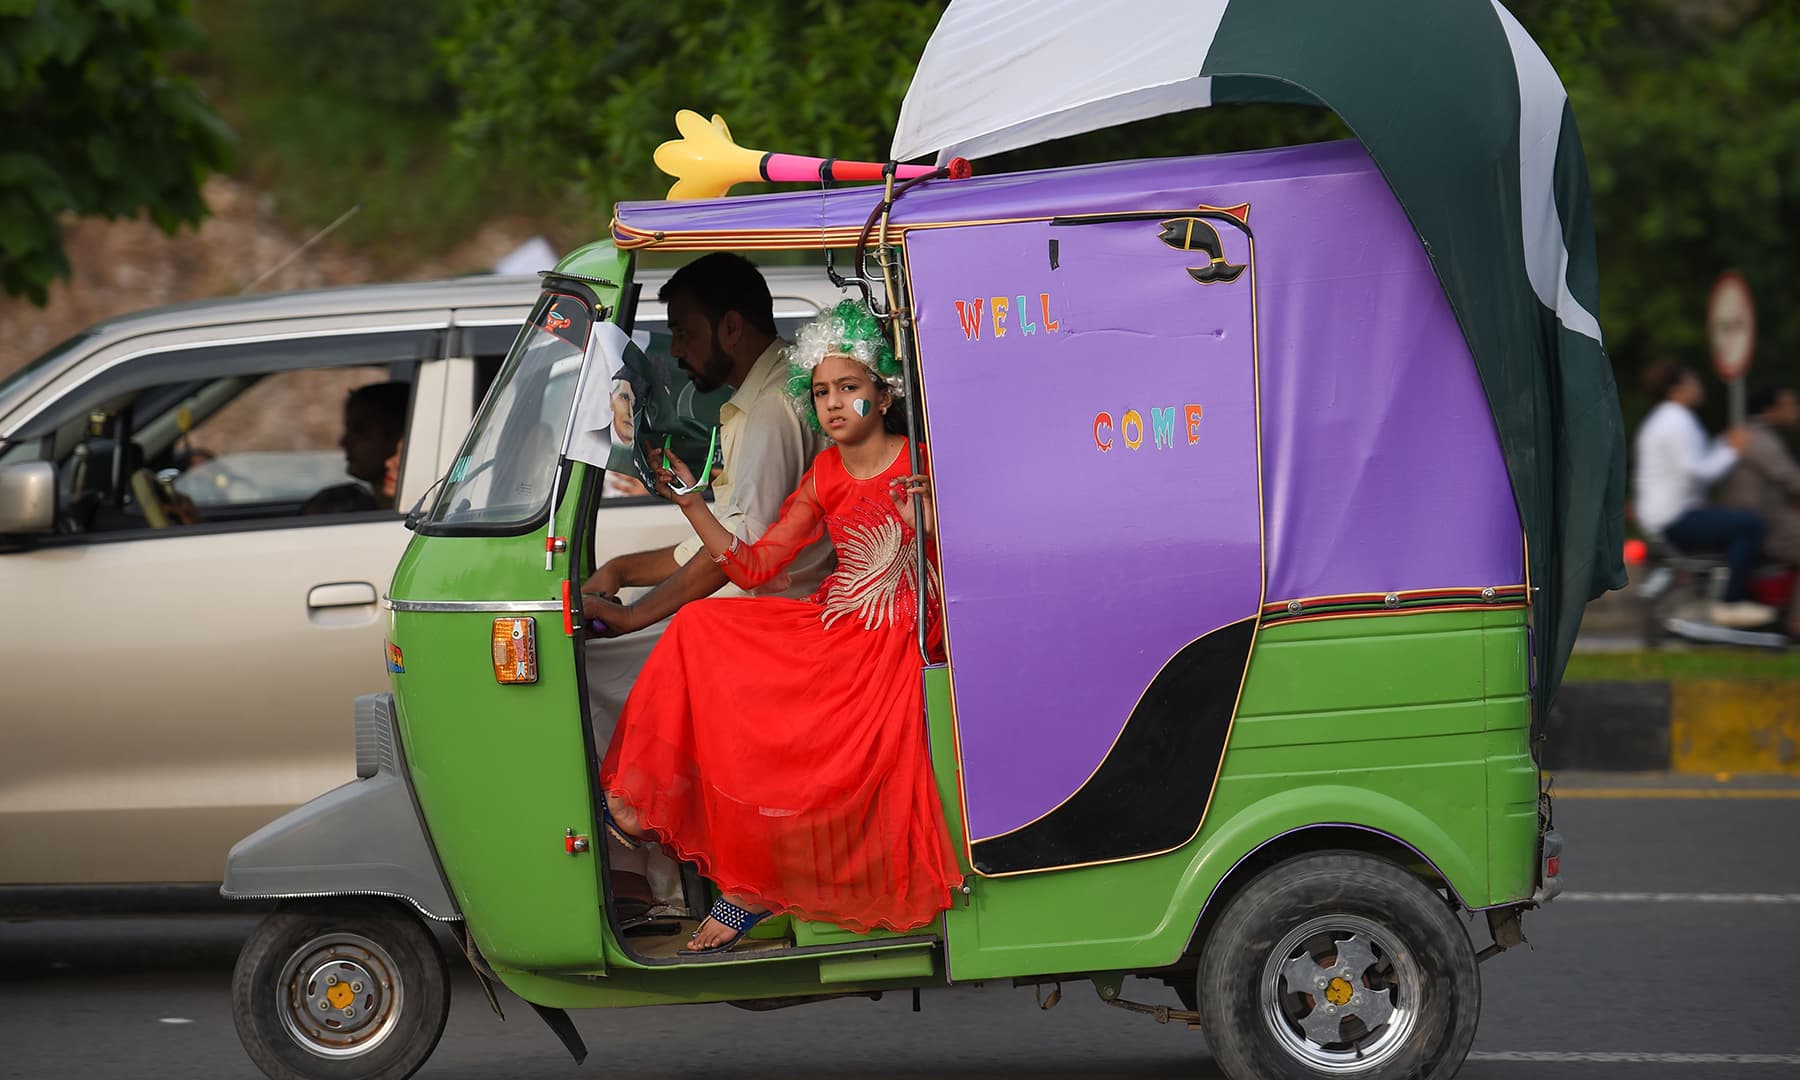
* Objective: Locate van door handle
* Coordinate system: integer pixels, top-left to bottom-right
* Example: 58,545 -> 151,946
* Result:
308,582 -> 379,609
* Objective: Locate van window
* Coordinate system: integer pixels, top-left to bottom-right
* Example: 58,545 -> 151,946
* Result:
14,333 -> 428,539
174,368 -> 406,511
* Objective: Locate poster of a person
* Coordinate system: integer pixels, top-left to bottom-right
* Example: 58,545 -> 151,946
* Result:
604,375 -> 650,498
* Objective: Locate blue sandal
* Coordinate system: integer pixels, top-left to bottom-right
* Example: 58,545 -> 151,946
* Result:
601,803 -> 642,851
686,896 -> 773,955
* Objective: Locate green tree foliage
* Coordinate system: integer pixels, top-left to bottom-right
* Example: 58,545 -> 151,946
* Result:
1555,2 -> 1800,424
441,0 -> 946,208
186,0 -> 495,273
0,0 -> 234,303
252,0 -> 458,113
442,0 -> 1795,413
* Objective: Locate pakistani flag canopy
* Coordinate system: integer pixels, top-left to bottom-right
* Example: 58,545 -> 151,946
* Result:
892,0 -> 1626,710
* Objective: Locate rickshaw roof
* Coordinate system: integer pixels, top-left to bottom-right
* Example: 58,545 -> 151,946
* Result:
612,140 -> 1366,252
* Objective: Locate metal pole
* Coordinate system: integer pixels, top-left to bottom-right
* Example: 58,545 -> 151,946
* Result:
888,259 -> 931,664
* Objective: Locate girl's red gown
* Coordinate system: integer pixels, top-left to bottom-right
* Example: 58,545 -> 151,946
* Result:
600,441 -> 961,933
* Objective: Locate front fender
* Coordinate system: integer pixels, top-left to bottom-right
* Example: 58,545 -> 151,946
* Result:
220,694 -> 460,922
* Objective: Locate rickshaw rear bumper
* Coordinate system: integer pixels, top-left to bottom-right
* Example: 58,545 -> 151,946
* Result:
219,693 -> 461,922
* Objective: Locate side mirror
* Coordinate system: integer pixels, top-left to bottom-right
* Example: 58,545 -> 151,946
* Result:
0,460 -> 56,535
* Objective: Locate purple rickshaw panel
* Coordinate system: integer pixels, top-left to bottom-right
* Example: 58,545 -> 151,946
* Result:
910,217 -> 1263,843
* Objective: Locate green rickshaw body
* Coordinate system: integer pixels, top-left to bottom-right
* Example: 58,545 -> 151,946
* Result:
382,142 -> 1547,1006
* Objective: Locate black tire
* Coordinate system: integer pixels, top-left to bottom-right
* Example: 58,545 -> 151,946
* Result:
231,898 -> 451,1080
1195,851 -> 1479,1080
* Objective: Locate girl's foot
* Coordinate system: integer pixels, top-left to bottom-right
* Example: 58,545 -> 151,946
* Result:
603,791 -> 646,847
685,894 -> 771,952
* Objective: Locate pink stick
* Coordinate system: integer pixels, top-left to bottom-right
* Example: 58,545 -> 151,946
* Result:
762,153 -> 936,184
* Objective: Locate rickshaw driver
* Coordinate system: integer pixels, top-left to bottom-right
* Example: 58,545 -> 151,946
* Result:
579,254 -> 834,909
579,252 -> 833,629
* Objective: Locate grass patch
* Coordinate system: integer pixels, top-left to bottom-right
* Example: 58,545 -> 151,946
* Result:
1566,650 -> 1800,682
182,1 -> 566,274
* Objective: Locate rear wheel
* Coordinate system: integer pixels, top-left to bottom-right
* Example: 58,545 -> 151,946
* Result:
1195,851 -> 1479,1080
231,898 -> 451,1080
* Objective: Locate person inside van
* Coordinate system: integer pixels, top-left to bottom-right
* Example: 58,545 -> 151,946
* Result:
595,300 -> 961,954
301,382 -> 409,514
1633,360 -> 1773,628
1720,385 -> 1800,638
338,381 -> 409,511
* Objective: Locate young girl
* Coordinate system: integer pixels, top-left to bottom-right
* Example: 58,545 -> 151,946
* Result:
598,301 -> 962,953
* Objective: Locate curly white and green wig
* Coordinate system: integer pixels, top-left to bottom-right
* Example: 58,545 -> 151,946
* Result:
783,300 -> 905,432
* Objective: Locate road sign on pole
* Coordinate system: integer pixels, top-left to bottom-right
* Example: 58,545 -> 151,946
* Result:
1707,271 -> 1755,425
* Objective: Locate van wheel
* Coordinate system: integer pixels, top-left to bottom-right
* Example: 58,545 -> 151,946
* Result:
1195,851 -> 1478,1080
232,899 -> 451,1080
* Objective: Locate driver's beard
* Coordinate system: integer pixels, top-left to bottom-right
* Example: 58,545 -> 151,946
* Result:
692,325 -> 732,393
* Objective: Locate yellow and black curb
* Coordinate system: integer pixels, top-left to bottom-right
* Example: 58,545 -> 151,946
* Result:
1545,681 -> 1800,774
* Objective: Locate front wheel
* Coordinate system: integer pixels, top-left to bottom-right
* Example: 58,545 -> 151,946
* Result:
1195,851 -> 1479,1080
231,898 -> 451,1080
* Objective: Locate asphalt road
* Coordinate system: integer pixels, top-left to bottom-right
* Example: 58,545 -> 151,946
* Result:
2,772 -> 1796,1080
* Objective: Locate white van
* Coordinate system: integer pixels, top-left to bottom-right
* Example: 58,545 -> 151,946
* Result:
0,267 -> 843,899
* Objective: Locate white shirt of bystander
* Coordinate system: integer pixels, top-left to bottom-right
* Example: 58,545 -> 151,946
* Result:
1633,400 -> 1737,536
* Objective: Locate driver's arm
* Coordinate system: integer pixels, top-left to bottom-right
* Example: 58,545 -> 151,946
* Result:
590,553 -> 730,633
583,545 -> 681,597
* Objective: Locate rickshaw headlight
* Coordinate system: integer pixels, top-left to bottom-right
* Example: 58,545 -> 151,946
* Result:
492,617 -> 539,685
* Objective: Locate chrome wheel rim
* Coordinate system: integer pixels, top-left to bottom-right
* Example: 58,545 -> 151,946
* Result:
275,932 -> 405,1059
1258,913 -> 1423,1073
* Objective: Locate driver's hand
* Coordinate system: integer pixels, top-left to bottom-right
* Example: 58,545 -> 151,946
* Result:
168,493 -> 202,526
581,592 -> 641,638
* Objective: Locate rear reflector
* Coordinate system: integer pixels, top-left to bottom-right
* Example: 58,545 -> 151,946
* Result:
492,617 -> 539,684
1545,855 -> 1560,878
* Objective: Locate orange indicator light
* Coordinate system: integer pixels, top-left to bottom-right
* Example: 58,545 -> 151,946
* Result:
492,617 -> 538,684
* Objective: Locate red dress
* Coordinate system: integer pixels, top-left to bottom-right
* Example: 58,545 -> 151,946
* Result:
600,441 -> 961,933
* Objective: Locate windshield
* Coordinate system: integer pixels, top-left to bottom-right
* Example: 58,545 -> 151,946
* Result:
421,291 -> 592,530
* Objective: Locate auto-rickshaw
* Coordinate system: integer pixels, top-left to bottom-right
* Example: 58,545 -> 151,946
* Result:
221,4 -> 1626,1078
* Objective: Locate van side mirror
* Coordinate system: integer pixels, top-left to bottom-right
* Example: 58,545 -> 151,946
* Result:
0,460 -> 56,535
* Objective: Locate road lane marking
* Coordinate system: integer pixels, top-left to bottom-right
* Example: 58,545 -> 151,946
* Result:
156,1018 -> 193,1025
1554,788 -> 1800,800
1470,1052 -> 1800,1065
1563,892 -> 1800,904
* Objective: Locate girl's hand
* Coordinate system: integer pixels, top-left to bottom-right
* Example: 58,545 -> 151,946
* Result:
888,474 -> 930,530
653,450 -> 703,508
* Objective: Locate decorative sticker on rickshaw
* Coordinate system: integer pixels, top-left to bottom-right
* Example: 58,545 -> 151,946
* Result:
385,640 -> 405,674
950,293 -> 1062,341
539,292 -> 592,350
1156,216 -> 1246,284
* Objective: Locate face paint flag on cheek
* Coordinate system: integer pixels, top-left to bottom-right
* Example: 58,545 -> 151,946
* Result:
853,398 -> 871,417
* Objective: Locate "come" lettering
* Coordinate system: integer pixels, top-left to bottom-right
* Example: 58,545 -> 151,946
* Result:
1093,405 -> 1204,452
